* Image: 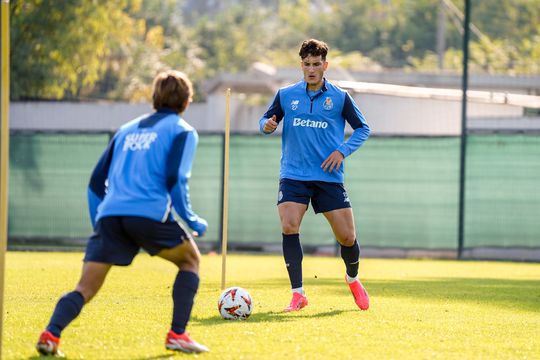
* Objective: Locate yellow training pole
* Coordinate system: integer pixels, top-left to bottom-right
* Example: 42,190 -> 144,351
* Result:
221,88 -> 231,290
0,1 -> 10,358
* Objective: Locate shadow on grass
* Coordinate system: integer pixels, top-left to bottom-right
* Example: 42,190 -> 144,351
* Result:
329,277 -> 540,312
29,352 -> 187,360
235,277 -> 540,313
192,308 -> 356,326
131,354 -> 186,360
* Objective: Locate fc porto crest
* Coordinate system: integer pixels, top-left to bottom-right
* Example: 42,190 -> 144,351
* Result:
323,97 -> 333,110
291,100 -> 299,110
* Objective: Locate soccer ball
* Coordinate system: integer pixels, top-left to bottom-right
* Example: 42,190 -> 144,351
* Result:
218,286 -> 253,320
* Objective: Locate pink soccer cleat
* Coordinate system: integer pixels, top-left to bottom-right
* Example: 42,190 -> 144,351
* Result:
347,277 -> 370,310
283,292 -> 308,312
165,330 -> 209,353
36,330 -> 63,357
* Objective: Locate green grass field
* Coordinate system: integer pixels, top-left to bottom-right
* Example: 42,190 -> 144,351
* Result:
3,252 -> 540,359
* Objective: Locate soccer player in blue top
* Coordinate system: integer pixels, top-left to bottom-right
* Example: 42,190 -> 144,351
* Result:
36,70 -> 210,355
259,39 -> 371,312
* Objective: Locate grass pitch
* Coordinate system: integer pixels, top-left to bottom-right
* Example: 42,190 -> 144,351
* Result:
3,252 -> 540,359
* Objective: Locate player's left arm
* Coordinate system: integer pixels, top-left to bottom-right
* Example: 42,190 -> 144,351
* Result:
87,137 -> 116,227
322,93 -> 370,172
338,92 -> 371,156
167,130 -> 208,237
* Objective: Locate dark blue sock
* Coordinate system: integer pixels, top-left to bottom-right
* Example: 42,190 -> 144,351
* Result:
282,233 -> 303,289
340,240 -> 360,278
171,271 -> 199,334
46,291 -> 85,337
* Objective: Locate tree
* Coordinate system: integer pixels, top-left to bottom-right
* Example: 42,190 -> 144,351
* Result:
94,0 -> 196,102
10,0 -> 540,101
193,4 -> 272,77
408,0 -> 540,74
10,0 -> 134,100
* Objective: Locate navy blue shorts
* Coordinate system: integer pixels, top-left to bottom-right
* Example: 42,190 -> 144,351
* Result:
277,178 -> 352,214
84,216 -> 190,266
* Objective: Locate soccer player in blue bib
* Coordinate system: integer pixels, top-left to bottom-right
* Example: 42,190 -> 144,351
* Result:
36,70 -> 209,355
260,39 -> 371,312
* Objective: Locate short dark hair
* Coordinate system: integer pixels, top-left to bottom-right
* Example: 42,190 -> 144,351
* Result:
299,39 -> 329,61
152,70 -> 193,114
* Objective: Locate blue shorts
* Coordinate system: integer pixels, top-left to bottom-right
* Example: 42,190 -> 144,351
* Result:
84,216 -> 190,266
277,178 -> 352,214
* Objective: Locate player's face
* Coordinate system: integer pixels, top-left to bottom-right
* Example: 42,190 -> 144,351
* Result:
301,55 -> 328,90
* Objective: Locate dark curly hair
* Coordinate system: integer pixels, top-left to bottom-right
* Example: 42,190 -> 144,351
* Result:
299,39 -> 329,61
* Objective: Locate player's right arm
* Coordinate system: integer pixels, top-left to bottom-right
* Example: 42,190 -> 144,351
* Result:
262,115 -> 278,133
87,136 -> 117,227
259,90 -> 284,134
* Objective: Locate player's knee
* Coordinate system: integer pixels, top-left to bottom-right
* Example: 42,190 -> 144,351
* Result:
186,251 -> 200,268
337,233 -> 356,247
174,249 -> 200,272
281,220 -> 301,234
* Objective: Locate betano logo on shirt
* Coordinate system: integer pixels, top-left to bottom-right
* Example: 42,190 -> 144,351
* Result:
123,132 -> 158,151
293,117 -> 328,129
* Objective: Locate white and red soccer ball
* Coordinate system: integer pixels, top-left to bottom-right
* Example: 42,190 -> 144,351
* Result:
218,286 -> 253,320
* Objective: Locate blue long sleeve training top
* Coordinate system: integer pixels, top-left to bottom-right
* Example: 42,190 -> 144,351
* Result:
259,79 -> 370,183
87,108 -> 207,235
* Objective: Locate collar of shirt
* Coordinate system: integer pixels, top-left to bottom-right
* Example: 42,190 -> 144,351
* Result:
302,78 -> 328,93
156,107 -> 178,114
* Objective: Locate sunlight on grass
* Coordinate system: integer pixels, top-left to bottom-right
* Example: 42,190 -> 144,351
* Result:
4,252 -> 540,359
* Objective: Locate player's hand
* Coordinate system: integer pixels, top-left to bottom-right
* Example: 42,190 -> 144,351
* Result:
191,217 -> 208,238
263,115 -> 278,133
192,230 -> 206,238
321,150 -> 344,173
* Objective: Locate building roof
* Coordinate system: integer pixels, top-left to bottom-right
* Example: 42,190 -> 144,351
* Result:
204,67 -> 540,108
338,80 -> 540,108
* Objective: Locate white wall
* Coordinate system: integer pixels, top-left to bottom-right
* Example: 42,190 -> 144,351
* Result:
355,93 -> 523,136
10,101 -> 206,132
9,92 -> 525,136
